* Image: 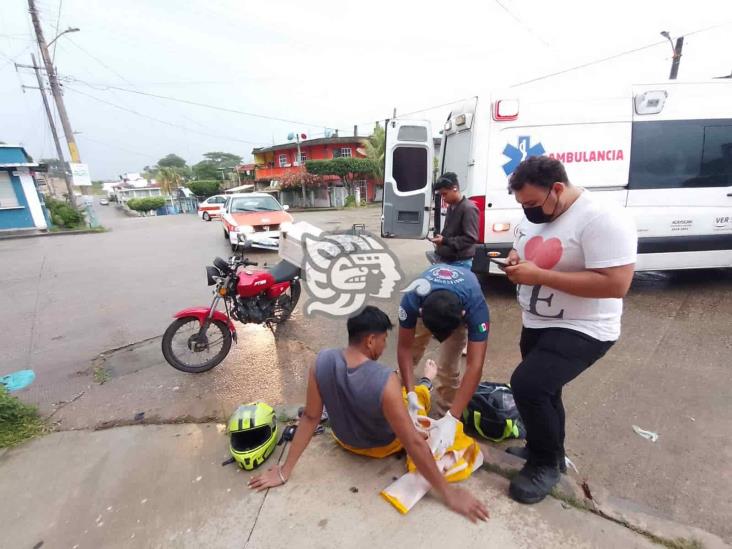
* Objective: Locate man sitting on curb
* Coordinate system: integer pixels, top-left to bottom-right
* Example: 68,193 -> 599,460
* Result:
248,306 -> 489,523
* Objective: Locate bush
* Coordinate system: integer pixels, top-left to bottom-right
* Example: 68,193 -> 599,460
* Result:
0,386 -> 45,448
344,195 -> 357,208
45,197 -> 85,228
127,196 -> 166,212
279,171 -> 324,190
187,180 -> 221,197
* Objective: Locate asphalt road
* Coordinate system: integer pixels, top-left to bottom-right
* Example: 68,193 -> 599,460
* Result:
1,199 -> 730,540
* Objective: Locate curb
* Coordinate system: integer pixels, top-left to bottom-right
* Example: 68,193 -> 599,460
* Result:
0,228 -> 108,241
478,443 -> 727,549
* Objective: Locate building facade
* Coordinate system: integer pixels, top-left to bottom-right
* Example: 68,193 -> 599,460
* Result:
252,136 -> 379,203
0,145 -> 48,232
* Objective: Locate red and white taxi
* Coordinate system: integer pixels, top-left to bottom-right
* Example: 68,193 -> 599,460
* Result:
197,194 -> 227,221
220,193 -> 294,251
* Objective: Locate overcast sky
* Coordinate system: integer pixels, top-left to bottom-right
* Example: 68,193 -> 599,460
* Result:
1,0 -> 730,180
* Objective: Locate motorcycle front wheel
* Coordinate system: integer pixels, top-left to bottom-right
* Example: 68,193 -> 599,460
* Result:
161,317 -> 232,373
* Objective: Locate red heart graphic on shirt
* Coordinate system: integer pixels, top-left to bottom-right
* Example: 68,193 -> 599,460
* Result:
524,236 -> 563,270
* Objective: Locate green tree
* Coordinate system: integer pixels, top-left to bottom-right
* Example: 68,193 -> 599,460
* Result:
157,153 -> 187,169
192,151 -> 243,181
305,157 -> 373,196
187,180 -> 221,197
362,124 -> 385,185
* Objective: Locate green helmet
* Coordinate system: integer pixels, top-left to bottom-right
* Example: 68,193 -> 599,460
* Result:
227,402 -> 279,470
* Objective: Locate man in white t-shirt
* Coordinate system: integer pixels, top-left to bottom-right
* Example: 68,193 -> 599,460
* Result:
502,156 -> 637,504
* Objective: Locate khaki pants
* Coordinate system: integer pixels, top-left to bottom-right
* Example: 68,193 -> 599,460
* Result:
410,319 -> 467,417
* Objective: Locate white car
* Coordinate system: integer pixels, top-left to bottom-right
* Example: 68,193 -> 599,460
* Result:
197,194 -> 227,221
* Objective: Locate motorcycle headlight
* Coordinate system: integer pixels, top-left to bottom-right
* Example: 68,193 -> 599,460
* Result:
279,221 -> 293,233
237,225 -> 255,234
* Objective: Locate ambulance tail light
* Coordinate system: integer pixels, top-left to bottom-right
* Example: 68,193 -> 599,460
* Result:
492,223 -> 511,232
468,195 -> 486,243
493,100 -> 519,121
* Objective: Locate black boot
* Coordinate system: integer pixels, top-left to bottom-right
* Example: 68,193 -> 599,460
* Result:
509,461 -> 561,504
505,446 -> 567,474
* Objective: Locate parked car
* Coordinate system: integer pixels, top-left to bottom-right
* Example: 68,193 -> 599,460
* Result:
220,193 -> 293,251
99,198 -> 109,205
197,194 -> 227,221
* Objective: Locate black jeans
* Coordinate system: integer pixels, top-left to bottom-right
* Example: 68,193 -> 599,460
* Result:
510,327 -> 614,466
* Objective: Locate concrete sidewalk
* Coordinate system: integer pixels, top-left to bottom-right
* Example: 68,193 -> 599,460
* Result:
1,425 -> 725,549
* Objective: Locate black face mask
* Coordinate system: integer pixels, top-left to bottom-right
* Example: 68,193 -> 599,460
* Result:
523,188 -> 558,224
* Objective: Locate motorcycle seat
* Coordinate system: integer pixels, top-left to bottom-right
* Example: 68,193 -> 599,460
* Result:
269,260 -> 300,283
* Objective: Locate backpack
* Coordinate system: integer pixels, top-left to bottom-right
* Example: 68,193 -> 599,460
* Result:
461,382 -> 526,442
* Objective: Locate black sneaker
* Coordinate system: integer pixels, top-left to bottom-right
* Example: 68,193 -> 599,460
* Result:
505,446 -> 567,474
509,462 -> 561,504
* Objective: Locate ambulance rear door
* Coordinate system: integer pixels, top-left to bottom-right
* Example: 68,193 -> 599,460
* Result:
381,119 -> 434,239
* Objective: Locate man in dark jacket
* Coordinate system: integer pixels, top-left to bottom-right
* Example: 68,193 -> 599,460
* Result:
428,172 -> 480,268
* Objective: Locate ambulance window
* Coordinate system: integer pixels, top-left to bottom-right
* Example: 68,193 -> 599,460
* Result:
392,147 -> 428,192
397,126 -> 428,142
629,120 -> 732,189
701,125 -> 732,186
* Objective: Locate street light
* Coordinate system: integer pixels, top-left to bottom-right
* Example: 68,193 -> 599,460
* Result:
660,31 -> 673,52
46,27 -> 80,48
660,30 -> 683,80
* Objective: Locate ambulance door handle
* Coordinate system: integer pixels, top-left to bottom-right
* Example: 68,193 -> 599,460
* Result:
727,192 -> 732,197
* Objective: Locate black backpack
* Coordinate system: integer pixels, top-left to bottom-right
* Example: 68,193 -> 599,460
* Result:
462,382 -> 526,442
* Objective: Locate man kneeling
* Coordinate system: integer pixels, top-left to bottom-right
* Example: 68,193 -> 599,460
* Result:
249,306 -> 488,522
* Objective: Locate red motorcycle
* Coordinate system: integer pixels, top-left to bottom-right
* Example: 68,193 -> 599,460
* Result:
162,255 -> 301,373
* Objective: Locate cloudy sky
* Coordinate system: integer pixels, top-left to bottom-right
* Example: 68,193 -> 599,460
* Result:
1,0 -> 730,179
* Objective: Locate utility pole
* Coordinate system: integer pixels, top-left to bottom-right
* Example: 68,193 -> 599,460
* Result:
296,133 -> 306,208
29,53 -> 75,202
669,36 -> 684,80
661,31 -> 684,80
28,0 -> 80,207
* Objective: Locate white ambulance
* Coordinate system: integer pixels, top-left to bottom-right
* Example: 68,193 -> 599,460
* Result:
381,80 -> 732,273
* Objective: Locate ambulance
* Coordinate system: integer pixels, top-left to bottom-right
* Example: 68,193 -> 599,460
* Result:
381,80 -> 732,273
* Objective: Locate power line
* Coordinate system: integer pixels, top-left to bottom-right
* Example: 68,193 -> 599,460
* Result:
51,0 -> 62,63
511,21 -> 732,87
64,85 -> 266,147
64,77 -> 329,128
493,0 -> 549,47
77,134 -> 155,158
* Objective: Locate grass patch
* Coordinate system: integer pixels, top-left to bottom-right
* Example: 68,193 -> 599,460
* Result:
93,364 -> 110,384
49,225 -> 108,234
0,386 -> 45,448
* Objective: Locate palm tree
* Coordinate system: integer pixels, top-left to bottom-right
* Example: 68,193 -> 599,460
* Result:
156,167 -> 182,196
362,124 -> 385,184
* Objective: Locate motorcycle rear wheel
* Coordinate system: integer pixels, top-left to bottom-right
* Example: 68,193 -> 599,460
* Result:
161,317 -> 232,373
270,280 -> 301,323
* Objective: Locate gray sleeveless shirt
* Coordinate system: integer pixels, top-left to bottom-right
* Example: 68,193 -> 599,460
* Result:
314,348 -> 395,448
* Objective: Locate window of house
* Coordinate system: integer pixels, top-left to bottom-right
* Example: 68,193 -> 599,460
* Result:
629,119 -> 732,189
298,152 -> 308,164
0,172 -> 21,208
339,147 -> 352,158
278,154 -> 289,167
